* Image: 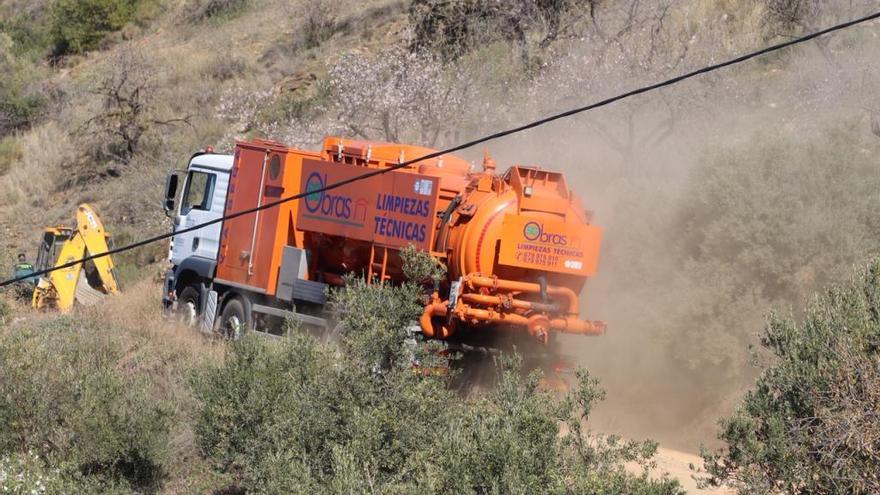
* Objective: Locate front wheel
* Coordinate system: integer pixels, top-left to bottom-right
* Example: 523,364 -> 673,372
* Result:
176,286 -> 200,327
219,297 -> 250,340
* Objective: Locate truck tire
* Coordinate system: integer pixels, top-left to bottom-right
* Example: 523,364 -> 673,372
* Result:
220,297 -> 251,340
200,290 -> 218,335
177,286 -> 201,327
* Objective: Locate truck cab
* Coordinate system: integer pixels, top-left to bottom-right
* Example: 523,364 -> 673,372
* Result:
162,144 -> 329,337
162,152 -> 232,327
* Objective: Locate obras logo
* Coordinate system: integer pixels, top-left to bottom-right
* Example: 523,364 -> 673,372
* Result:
522,221 -> 567,245
305,172 -> 352,219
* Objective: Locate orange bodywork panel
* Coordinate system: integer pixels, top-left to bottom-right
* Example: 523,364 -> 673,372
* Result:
215,139 -> 319,296
296,158 -> 440,251
498,214 -> 602,277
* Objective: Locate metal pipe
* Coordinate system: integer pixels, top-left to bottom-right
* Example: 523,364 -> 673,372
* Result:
459,293 -> 557,313
420,300 -> 454,338
247,151 -> 270,276
421,301 -> 602,336
457,306 -> 603,336
465,275 -> 580,315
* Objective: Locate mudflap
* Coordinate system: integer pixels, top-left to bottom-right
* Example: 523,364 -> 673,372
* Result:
200,289 -> 218,335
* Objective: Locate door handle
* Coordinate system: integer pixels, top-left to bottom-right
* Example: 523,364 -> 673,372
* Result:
192,237 -> 200,251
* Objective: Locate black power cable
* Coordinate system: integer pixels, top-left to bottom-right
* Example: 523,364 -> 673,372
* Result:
2,10 -> 879,289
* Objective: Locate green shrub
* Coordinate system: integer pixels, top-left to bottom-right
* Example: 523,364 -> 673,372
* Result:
329,273 -> 425,368
0,34 -> 44,134
49,0 -> 139,55
0,91 -> 41,133
0,316 -> 174,490
400,243 -> 445,284
1,452 -> 75,494
665,125 -> 880,369
0,8 -> 51,60
192,335 -> 341,479
0,451 -> 120,494
702,258 -> 880,494
194,266 -> 682,494
195,333 -> 683,494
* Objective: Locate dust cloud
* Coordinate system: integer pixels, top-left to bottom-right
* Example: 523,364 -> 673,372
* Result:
458,19 -> 880,451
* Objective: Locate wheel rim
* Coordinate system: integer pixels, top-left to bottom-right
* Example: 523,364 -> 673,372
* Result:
179,300 -> 197,327
226,315 -> 243,339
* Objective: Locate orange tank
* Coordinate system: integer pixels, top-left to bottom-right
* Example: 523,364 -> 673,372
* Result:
218,136 -> 605,344
424,157 -> 605,343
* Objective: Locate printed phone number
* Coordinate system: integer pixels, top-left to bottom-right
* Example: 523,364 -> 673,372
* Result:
515,251 -> 560,267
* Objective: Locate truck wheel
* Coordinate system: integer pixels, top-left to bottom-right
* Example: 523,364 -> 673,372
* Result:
220,297 -> 250,340
177,286 -> 200,327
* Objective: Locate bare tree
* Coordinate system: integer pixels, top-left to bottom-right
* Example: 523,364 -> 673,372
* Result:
408,0 -> 602,63
83,49 -> 191,167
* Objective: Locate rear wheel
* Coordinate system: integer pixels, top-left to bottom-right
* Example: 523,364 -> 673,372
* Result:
176,286 -> 200,327
220,297 -> 250,339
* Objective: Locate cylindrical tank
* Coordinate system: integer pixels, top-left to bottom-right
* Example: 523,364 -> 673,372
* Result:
424,162 -> 604,342
443,169 -> 590,292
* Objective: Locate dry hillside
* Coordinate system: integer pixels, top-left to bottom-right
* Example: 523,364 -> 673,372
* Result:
1,0 -> 880,492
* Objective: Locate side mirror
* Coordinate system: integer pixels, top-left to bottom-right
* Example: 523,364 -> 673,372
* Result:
163,173 -> 179,216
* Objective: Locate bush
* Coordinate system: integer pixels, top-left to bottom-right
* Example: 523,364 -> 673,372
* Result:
0,89 -> 41,134
49,0 -> 139,56
0,451 -> 92,494
665,125 -> 880,369
0,34 -> 43,135
300,0 -> 336,48
0,6 -> 52,60
0,135 -> 21,175
192,335 -> 340,480
185,0 -> 248,23
408,0 -> 594,61
0,316 -> 174,490
195,333 -> 683,494
194,257 -> 683,494
702,258 -> 880,494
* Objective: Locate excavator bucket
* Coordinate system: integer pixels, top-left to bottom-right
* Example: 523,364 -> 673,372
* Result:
32,204 -> 121,312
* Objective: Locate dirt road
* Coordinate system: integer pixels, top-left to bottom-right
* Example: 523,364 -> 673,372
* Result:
650,448 -> 734,494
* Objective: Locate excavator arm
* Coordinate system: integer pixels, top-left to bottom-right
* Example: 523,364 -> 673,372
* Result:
32,204 -> 120,312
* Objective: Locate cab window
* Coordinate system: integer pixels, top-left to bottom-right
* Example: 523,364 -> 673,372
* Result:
181,171 -> 216,215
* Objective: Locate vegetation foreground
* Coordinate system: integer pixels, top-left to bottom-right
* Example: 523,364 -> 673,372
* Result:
0,256 -> 684,494
2,254 -> 880,493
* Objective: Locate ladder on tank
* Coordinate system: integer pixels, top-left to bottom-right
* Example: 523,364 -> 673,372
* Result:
367,244 -> 391,284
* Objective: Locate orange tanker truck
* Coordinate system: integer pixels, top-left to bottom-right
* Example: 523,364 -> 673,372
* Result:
161,137 -> 604,344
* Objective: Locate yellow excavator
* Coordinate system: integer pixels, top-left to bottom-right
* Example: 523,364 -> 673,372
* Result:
31,204 -> 121,312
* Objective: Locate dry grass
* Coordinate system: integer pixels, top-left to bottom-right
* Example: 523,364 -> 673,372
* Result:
1,279 -> 227,493
80,278 -> 222,361
0,122 -> 71,209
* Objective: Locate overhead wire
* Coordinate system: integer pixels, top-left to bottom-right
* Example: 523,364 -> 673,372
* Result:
2,9 -> 879,288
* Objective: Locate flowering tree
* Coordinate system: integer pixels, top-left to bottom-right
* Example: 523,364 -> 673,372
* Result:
328,49 -> 469,147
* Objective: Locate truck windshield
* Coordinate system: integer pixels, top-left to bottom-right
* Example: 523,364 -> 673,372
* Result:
182,171 -> 216,215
